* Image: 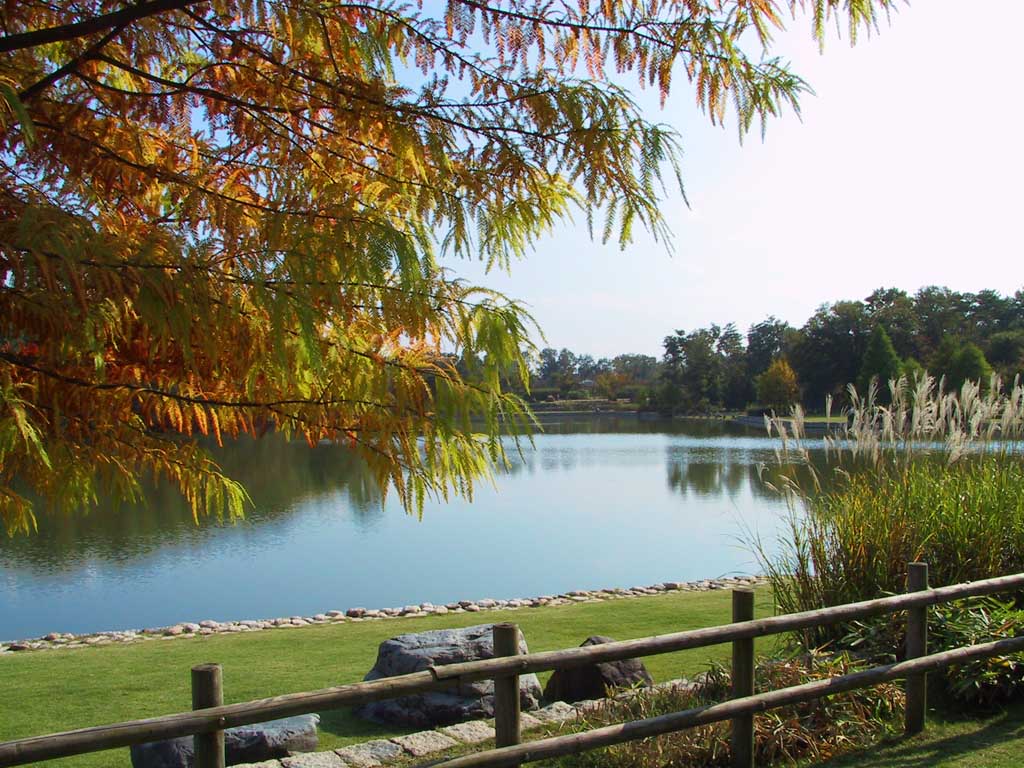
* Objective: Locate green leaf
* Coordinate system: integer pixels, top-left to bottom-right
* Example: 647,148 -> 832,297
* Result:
0,83 -> 37,148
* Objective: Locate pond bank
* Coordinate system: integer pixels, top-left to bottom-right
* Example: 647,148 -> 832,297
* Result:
0,574 -> 767,653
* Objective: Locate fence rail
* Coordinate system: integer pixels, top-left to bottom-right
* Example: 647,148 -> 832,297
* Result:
2,564 -> 1023,768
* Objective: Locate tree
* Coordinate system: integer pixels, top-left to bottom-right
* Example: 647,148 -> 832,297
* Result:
987,331 -> 1024,383
857,324 -> 902,399
746,317 -> 791,379
756,358 -> 799,413
662,326 -> 725,412
788,301 -> 868,405
717,322 -> 751,410
948,343 -> 994,393
901,357 -> 925,384
864,288 -> 919,359
930,336 -> 961,385
611,354 -> 659,384
0,0 -> 897,533
914,286 -> 969,358
594,371 -> 628,400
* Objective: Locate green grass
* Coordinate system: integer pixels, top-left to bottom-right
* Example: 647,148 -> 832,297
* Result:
0,588 -> 775,768
809,703 -> 1024,768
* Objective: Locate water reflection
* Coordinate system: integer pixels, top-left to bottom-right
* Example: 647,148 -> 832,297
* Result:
0,436 -> 384,574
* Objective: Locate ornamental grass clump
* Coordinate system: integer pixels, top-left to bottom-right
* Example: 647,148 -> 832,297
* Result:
565,654 -> 902,768
756,374 -> 1024,652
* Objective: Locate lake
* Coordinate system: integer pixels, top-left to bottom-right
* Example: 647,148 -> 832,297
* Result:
0,416 -> 818,641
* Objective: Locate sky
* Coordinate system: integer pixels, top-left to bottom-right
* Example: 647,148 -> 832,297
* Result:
440,0 -> 1024,359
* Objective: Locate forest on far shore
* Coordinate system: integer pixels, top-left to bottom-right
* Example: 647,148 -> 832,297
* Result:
521,286 -> 1024,413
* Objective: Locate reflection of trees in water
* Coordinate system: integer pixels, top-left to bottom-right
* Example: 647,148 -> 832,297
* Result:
665,448 -> 836,502
666,460 -> 775,500
0,435 -> 381,572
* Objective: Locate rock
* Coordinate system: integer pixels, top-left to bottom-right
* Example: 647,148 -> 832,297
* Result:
356,624 -> 542,728
390,730 -> 458,757
333,739 -> 403,767
519,712 -> 543,730
574,698 -> 605,713
131,715 -> 319,768
346,608 -> 366,618
439,720 -> 496,744
543,636 -> 653,703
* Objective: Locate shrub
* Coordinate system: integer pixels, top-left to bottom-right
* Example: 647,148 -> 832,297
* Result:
931,598 -> 1024,708
562,654 -> 902,768
842,597 -> 1024,709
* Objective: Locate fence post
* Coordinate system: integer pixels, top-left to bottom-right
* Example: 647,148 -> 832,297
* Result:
192,663 -> 225,768
905,562 -> 929,735
731,588 -> 755,768
493,623 -> 522,754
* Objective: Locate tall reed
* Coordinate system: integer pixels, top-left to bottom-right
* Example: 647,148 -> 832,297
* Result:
757,375 -> 1024,651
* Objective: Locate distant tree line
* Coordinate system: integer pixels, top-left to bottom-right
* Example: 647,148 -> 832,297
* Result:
527,286 -> 1024,413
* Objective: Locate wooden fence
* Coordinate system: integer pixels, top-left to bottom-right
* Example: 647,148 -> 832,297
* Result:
3,563 -> 1024,768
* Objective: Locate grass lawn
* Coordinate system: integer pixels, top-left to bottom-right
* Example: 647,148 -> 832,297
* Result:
0,588 -> 776,768
809,703 -> 1024,768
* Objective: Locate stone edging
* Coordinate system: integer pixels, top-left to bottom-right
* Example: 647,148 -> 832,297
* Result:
236,679 -> 698,768
0,575 -> 768,653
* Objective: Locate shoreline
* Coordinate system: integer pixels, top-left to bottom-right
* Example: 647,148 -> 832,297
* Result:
0,574 -> 768,653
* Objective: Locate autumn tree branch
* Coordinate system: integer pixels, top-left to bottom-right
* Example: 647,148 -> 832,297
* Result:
0,0 -> 206,54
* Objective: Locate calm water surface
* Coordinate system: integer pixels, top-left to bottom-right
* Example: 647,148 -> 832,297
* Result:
0,417 -> 822,640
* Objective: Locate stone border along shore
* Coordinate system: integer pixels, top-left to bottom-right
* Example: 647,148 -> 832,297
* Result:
237,679 -> 700,768
0,575 -> 768,653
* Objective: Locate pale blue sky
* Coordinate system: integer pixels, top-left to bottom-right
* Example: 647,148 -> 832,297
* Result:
441,0 -> 1024,359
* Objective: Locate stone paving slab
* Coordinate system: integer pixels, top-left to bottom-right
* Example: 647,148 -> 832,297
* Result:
439,720 -> 496,744
391,730 -> 459,757
334,739 -> 405,767
235,677 -> 698,768
282,753 -> 347,768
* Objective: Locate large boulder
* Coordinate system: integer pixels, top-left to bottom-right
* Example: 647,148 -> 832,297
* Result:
356,624 -> 542,727
130,715 -> 319,768
543,636 -> 653,703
